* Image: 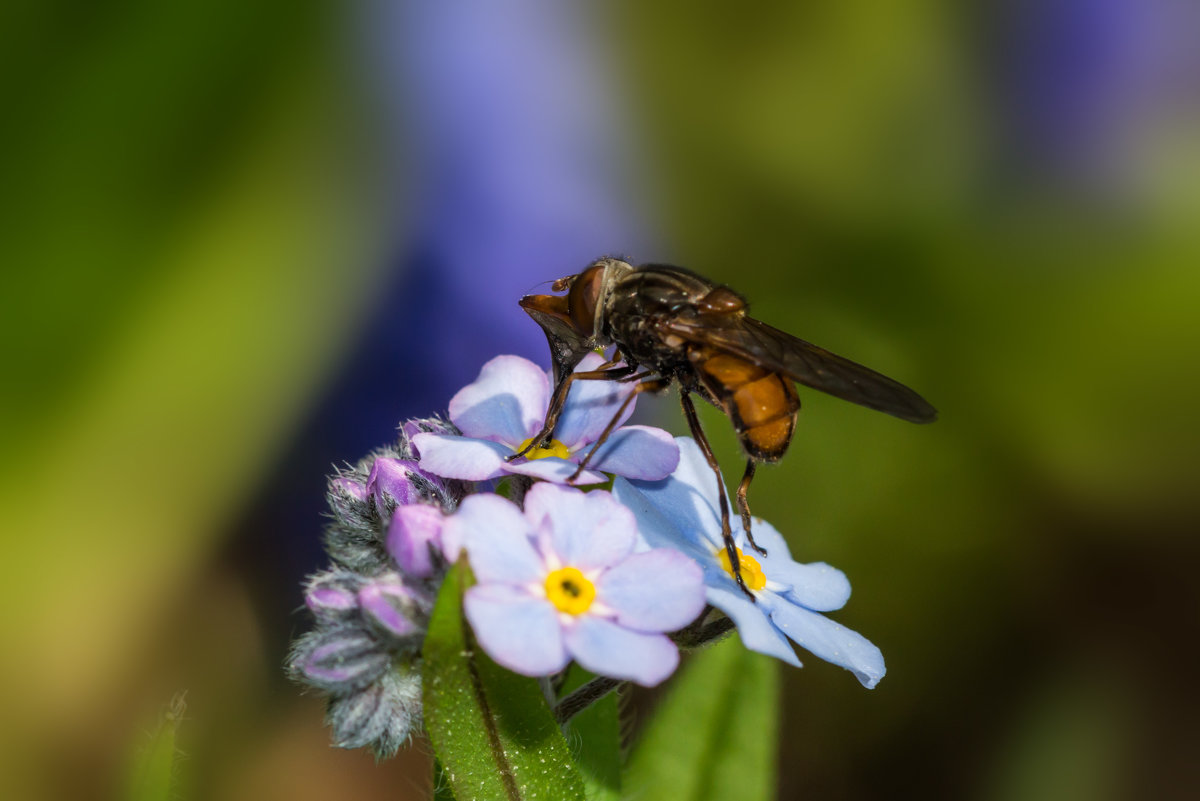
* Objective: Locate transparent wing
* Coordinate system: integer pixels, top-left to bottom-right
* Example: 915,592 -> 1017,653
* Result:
664,315 -> 937,423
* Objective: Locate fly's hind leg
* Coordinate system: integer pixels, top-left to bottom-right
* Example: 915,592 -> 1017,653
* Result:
737,459 -> 767,556
680,391 -> 756,601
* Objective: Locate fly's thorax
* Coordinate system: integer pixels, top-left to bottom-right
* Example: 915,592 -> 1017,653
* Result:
602,264 -> 715,366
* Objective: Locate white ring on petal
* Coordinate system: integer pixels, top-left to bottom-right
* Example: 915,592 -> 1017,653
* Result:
502,457 -> 606,485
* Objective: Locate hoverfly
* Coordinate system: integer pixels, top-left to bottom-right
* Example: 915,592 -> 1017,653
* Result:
516,257 -> 936,597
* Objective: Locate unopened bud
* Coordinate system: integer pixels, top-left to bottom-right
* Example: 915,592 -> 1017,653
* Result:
304,570 -> 361,621
386,504 -> 446,578
358,580 -> 426,641
291,628 -> 388,693
366,458 -> 423,511
326,667 -> 422,756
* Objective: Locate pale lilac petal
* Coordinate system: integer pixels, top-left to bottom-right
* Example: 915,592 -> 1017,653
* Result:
465,584 -> 568,676
440,520 -> 463,564
523,485 -> 635,570
501,456 -> 606,485
584,426 -> 680,480
386,505 -> 445,578
447,494 -> 543,584
521,481 -> 586,536
553,353 -> 638,448
706,587 -> 802,667
769,561 -> 852,613
563,616 -> 679,686
612,476 -> 714,560
414,433 -> 509,481
767,599 -> 886,688
448,355 -> 550,444
596,549 -> 706,632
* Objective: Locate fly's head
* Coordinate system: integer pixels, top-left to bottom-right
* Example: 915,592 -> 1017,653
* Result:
520,258 -> 631,384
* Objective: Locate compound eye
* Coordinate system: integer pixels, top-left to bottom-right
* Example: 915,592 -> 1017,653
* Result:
568,263 -> 606,333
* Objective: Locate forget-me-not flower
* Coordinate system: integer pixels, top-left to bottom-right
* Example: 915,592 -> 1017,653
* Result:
413,353 -> 679,484
613,437 -> 886,688
444,483 -> 706,686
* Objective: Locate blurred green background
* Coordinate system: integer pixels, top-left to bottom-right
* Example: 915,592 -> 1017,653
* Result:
2,1 -> 1198,799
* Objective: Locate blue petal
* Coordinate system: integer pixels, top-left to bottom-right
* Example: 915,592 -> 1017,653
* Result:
706,586 -> 801,667
740,517 -> 791,560
448,355 -> 550,445
502,456 -> 606,485
770,561 -> 852,613
564,616 -> 679,687
746,520 -> 851,612
611,476 -> 714,563
524,485 -> 635,570
596,549 -> 706,632
553,353 -> 638,448
584,426 -> 680,480
621,437 -> 725,550
465,584 -> 568,676
448,494 -> 544,584
767,598 -> 886,688
414,433 -> 509,481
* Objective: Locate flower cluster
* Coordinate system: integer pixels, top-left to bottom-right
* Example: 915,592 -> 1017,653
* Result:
287,418 -> 463,754
289,354 -> 884,756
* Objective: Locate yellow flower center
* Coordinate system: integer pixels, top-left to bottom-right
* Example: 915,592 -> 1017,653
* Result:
516,437 -> 571,460
544,567 -> 596,615
716,546 -> 767,591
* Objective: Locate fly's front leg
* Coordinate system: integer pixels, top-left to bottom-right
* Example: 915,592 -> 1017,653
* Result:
509,364 -> 638,460
568,375 -> 667,481
680,391 -> 755,601
737,459 -> 767,555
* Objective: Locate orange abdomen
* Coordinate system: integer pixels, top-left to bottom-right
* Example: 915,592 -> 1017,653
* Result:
697,353 -> 800,461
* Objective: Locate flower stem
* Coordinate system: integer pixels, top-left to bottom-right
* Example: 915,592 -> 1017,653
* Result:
554,676 -> 624,726
670,606 -> 736,649
509,475 -> 533,508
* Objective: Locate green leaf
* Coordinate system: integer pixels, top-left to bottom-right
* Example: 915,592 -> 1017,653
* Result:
624,636 -> 780,801
561,667 -> 622,801
123,692 -> 186,801
422,562 -> 585,801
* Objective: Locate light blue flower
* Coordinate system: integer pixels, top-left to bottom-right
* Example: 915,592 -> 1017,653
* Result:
413,353 -> 679,484
444,483 -> 706,686
612,438 -> 886,688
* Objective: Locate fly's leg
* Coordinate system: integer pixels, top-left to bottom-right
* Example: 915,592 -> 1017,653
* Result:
737,459 -> 767,555
681,391 -> 755,602
567,375 -> 667,481
509,364 -> 638,460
